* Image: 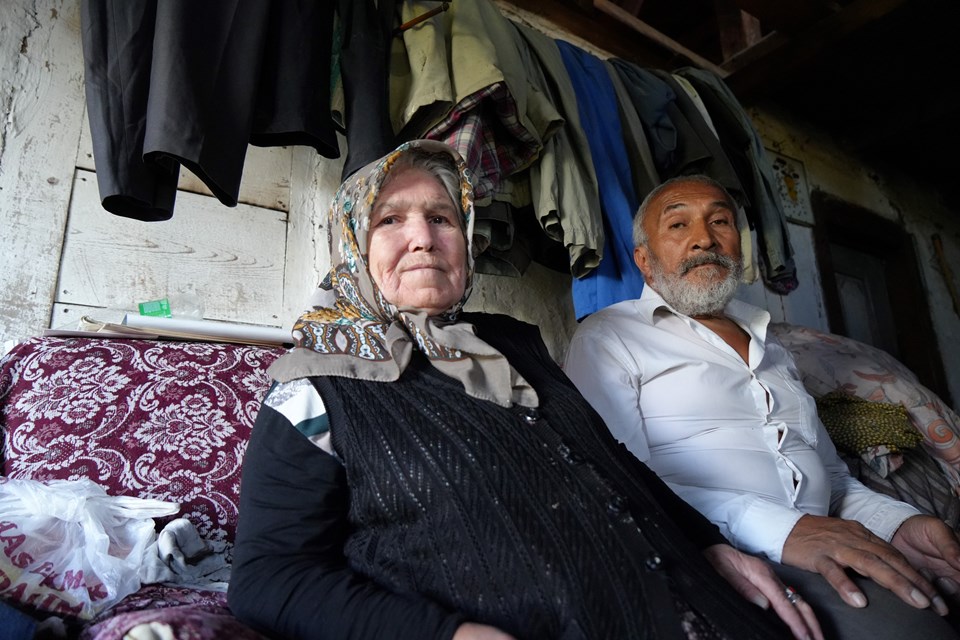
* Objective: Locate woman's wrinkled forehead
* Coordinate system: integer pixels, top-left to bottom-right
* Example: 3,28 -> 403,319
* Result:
379,150 -> 466,216
328,140 -> 475,252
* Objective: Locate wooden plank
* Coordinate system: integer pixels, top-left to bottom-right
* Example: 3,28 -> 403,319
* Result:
58,170 -> 288,327
719,30 -> 789,74
77,106 -> 293,212
0,0 -> 86,344
49,303 -> 127,329
726,0 -> 910,100
733,0 -> 837,33
715,0 -> 763,62
593,0 -> 730,77
618,0 -> 647,15
497,0 -> 676,66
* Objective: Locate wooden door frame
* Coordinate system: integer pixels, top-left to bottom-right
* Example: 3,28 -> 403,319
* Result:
810,190 -> 952,406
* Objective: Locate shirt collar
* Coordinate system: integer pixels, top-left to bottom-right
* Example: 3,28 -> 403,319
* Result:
638,284 -> 771,342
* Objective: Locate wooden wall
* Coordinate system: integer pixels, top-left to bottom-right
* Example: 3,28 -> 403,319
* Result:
0,0 -> 308,350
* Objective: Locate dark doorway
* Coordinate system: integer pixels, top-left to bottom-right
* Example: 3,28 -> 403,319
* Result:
811,190 -> 952,406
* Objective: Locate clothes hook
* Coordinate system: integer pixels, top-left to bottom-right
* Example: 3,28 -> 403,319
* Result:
394,2 -> 451,36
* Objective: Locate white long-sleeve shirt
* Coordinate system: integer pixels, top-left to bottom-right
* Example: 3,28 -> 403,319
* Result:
564,286 -> 919,562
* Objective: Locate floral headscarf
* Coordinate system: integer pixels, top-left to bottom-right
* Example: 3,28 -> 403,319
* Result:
268,140 -> 538,408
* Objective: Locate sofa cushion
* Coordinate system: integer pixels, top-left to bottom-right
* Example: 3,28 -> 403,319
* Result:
0,337 -> 285,544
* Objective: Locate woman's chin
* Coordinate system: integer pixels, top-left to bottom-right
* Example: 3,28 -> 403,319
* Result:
393,290 -> 461,316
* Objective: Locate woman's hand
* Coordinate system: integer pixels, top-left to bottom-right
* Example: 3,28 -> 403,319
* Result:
452,622 -> 517,640
704,543 -> 823,640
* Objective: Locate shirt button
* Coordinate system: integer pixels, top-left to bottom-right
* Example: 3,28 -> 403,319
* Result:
645,553 -> 663,571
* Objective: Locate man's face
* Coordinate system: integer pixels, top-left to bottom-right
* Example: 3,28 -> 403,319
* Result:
633,181 -> 743,317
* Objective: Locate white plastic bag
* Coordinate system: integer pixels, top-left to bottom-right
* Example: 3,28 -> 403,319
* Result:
0,477 -> 178,619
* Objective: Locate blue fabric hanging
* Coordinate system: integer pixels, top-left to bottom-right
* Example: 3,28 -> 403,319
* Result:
556,41 -> 644,319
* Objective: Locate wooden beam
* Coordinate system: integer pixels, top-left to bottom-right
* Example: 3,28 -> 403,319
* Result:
715,0 -> 763,62
618,0 -> 647,15
733,0 -> 837,32
593,0 -> 730,76
726,0 -> 910,100
719,30 -> 789,74
499,0 -> 678,66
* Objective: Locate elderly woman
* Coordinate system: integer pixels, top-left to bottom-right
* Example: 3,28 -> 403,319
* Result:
228,140 -> 820,640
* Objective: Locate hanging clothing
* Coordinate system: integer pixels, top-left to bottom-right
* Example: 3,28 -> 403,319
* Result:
422,80 -> 560,276
390,1 -> 564,278
337,0 -> 397,180
653,71 -> 758,283
391,0 -> 550,161
651,70 -> 745,201
557,41 -> 645,320
80,0 -> 339,221
671,74 -> 719,137
424,83 -> 550,204
604,59 -> 661,202
676,68 -> 798,293
607,59 -> 684,177
512,22 -> 604,279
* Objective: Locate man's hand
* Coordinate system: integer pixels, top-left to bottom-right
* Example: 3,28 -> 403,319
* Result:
781,514 -> 947,615
704,544 -> 823,640
892,514 -> 960,604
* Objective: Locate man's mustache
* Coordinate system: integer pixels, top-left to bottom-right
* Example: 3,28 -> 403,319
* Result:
679,252 -> 738,276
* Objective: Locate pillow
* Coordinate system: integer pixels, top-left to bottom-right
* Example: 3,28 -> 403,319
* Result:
0,337 -> 285,544
770,323 -> 960,489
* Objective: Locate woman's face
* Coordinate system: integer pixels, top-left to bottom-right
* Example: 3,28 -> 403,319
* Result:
367,166 -> 468,316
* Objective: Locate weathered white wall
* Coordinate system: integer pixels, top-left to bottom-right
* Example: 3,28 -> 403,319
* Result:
0,0 -> 85,348
0,0 -> 301,351
1,0 -> 957,403
749,103 -> 960,406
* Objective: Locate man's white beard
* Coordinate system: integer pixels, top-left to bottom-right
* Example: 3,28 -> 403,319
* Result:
646,251 -> 743,317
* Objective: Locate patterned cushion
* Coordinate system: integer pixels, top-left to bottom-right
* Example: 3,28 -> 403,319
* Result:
770,323 -> 960,489
0,337 -> 285,544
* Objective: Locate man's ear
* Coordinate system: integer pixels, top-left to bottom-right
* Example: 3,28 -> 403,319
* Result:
634,246 -> 651,279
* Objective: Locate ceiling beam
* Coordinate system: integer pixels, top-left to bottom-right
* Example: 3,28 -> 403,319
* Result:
725,0 -> 910,100
593,0 -> 730,76
714,0 -> 763,62
617,0 -> 647,15
500,0 -> 677,66
732,0 -> 838,33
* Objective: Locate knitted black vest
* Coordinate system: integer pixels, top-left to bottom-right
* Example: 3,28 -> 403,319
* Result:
315,314 -> 783,640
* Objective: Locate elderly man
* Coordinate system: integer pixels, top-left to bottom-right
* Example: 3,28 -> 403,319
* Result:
565,174 -> 960,639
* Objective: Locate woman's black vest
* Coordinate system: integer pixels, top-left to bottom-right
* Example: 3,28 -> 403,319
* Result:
314,313 -> 784,640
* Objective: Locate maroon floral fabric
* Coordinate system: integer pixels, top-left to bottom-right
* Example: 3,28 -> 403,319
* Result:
80,603 -> 267,640
89,585 -> 228,621
0,337 -> 285,545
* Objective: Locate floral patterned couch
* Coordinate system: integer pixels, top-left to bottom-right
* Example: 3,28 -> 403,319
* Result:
3,328 -> 958,637
0,337 -> 286,639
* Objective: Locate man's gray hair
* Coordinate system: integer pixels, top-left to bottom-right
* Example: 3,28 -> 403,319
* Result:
633,175 -> 738,248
